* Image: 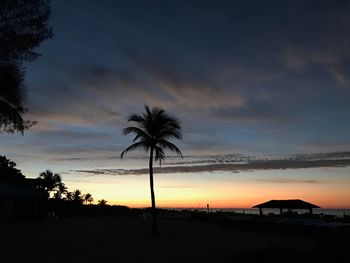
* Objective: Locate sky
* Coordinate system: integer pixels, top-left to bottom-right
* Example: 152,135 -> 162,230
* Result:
1,0 -> 350,208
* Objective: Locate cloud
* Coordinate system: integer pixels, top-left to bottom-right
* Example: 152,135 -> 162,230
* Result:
281,4 -> 350,89
3,0 -> 350,172
73,156 -> 350,176
161,185 -> 197,189
209,102 -> 289,123
29,129 -> 110,141
124,51 -> 246,109
296,142 -> 350,154
250,178 -> 328,184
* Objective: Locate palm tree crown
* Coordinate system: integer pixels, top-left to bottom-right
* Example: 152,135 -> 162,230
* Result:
37,169 -> 62,196
121,105 -> 183,163
84,193 -> 93,204
54,182 -> 67,200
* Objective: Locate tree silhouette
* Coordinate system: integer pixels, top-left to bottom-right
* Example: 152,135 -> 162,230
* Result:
37,170 -> 62,198
53,182 -> 67,200
84,193 -> 93,204
71,189 -> 83,204
121,105 -> 183,234
0,155 -> 24,184
0,63 -> 28,133
0,0 -> 53,133
66,191 -> 73,201
98,199 -> 107,206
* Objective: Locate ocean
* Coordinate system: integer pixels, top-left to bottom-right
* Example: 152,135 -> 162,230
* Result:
211,208 -> 350,217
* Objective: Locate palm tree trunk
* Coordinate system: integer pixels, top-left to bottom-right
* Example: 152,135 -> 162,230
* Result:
149,147 -> 157,234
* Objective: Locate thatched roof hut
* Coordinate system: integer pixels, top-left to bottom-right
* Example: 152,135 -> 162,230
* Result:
253,199 -> 320,215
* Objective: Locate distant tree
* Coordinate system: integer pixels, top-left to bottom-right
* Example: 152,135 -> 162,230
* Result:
37,170 -> 62,197
98,199 -> 107,206
0,0 -> 53,133
71,189 -> 83,205
66,191 -> 73,201
0,155 -> 24,184
53,182 -> 67,200
84,193 -> 93,204
121,105 -> 183,234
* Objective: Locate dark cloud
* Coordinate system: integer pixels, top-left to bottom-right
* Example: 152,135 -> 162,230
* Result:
2,0 -> 350,181
250,178 -> 329,184
73,156 -> 350,176
210,102 -> 289,123
30,129 -> 111,141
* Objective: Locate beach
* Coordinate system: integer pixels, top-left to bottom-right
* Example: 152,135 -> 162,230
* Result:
0,216 -> 348,263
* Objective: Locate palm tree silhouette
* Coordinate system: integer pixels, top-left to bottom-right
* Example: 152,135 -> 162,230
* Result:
84,193 -> 93,204
54,182 -> 67,200
0,63 -> 26,133
98,199 -> 107,206
72,189 -> 83,204
37,170 -> 62,197
121,105 -> 183,234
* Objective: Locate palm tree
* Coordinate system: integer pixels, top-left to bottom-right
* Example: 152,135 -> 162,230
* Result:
84,193 -> 93,204
72,189 -> 83,204
37,170 -> 62,197
97,199 -> 107,206
65,191 -> 73,201
53,182 -> 67,200
121,105 -> 183,234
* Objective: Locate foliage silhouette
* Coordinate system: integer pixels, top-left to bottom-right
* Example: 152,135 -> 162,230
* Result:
0,155 -> 24,184
84,193 -> 93,204
121,105 -> 183,234
54,182 -> 68,200
73,189 -> 83,204
37,170 -> 62,198
98,199 -> 108,206
0,0 -> 53,133
65,189 -> 84,205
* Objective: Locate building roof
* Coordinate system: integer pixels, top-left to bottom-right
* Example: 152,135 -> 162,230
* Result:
252,199 -> 320,209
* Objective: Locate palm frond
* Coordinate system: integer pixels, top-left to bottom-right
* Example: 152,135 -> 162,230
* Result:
0,62 -> 26,106
0,99 -> 26,133
154,146 -> 165,166
157,139 -> 183,158
128,113 -> 145,123
145,105 -> 152,117
53,173 -> 62,185
120,141 -> 149,158
122,126 -> 150,142
157,129 -> 182,140
39,169 -> 53,179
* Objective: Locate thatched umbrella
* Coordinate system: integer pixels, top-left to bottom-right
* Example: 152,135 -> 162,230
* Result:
253,199 -> 320,216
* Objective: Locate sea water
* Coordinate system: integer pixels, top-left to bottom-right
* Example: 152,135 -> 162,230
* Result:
213,208 -> 350,217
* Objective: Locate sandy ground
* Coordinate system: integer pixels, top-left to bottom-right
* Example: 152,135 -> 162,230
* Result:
0,216 -> 347,263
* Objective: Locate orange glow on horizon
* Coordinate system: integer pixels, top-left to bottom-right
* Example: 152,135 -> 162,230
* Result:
107,197 -> 350,209
68,168 -> 350,209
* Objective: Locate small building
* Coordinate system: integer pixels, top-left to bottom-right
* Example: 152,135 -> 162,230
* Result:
0,179 -> 42,220
252,199 -> 320,216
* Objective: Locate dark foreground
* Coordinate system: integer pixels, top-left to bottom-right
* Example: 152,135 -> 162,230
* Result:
0,216 -> 348,263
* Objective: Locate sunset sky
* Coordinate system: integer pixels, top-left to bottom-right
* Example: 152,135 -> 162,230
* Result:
1,0 -> 350,208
